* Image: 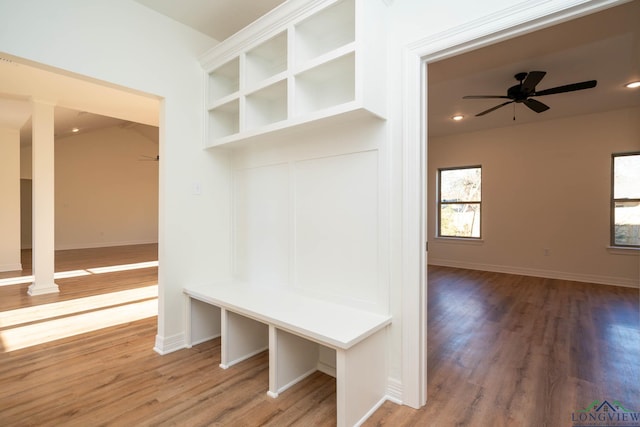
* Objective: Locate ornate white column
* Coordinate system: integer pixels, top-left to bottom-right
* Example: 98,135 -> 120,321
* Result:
28,99 -> 58,296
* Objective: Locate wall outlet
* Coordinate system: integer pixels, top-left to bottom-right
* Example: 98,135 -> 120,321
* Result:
543,248 -> 550,256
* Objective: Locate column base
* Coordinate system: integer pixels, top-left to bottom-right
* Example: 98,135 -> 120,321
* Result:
27,282 -> 60,296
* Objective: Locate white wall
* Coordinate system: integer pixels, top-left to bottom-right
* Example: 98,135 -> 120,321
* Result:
428,107 -> 640,287
53,126 -> 159,250
0,127 -> 21,272
0,0 -> 231,352
19,126 -> 158,250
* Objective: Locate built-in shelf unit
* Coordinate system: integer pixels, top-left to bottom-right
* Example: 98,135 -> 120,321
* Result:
200,0 -> 386,148
194,2 -> 390,425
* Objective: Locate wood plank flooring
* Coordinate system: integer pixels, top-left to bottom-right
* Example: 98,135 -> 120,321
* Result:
367,267 -> 639,426
0,247 -> 638,426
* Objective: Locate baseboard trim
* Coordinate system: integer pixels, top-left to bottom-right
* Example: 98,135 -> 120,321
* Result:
220,346 -> 269,369
191,334 -> 221,347
154,333 -> 185,355
0,262 -> 22,273
55,240 -> 158,251
317,361 -> 337,378
354,396 -> 388,427
428,258 -> 639,288
276,367 -> 318,395
386,377 -> 403,405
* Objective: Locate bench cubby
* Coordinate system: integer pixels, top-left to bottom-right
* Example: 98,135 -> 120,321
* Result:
184,283 -> 391,427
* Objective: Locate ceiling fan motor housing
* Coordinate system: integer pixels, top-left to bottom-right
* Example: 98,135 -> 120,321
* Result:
508,83 -> 530,102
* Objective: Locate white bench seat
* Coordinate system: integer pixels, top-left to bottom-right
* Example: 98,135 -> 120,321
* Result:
183,282 -> 392,427
184,282 -> 391,349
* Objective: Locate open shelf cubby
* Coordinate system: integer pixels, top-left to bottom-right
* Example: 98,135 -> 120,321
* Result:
245,31 -> 288,89
245,80 -> 288,129
294,52 -> 355,116
208,57 -> 240,105
208,99 -> 240,140
200,0 -> 385,147
294,0 -> 355,66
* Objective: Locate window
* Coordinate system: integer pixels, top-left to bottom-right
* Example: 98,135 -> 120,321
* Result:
612,152 -> 640,247
438,166 -> 481,238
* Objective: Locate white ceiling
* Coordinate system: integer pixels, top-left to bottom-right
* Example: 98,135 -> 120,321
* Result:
134,0 -> 286,41
0,53 -> 160,146
1,1 -> 638,145
428,1 -> 640,137
125,0 -> 640,138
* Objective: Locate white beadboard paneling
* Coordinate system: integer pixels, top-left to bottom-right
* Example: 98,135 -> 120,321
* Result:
293,150 -> 378,305
234,163 -> 290,288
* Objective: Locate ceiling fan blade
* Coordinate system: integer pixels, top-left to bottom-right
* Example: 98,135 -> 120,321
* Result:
524,98 -> 550,113
521,71 -> 546,92
475,101 -> 513,116
463,95 -> 511,99
534,80 -> 597,96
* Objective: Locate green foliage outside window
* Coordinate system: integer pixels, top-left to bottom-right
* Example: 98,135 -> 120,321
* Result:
439,167 -> 481,238
613,153 -> 640,247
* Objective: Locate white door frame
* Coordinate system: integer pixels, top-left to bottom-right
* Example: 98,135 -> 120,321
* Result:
400,0 -> 626,408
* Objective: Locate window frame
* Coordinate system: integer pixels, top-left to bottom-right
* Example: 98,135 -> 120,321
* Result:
437,165 -> 482,239
611,151 -> 640,248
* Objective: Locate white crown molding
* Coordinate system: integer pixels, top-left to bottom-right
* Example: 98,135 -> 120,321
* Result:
199,0 -> 326,69
199,0 -> 391,69
409,0 -> 624,61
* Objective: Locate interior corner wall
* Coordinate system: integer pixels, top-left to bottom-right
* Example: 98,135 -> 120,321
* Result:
428,106 -> 640,287
0,127 -> 22,272
54,126 -> 159,250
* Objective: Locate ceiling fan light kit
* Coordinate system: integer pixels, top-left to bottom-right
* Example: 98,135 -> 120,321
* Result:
463,71 -> 597,118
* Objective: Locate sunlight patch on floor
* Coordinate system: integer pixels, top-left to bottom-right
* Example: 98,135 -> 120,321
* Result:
86,261 -> 159,274
0,298 -> 157,352
0,260 -> 160,352
0,260 -> 159,287
0,285 -> 158,329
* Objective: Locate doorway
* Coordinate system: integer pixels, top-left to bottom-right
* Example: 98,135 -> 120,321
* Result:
401,0 -> 631,408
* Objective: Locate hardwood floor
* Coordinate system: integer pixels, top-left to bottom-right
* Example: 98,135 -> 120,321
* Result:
0,245 -> 159,311
367,267 -> 639,426
1,249 -> 638,426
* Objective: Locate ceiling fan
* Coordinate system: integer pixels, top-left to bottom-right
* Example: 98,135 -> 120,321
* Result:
463,71 -> 597,117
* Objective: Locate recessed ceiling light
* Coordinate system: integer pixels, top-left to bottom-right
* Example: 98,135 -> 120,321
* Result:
71,127 -> 80,133
625,81 -> 640,89
451,115 -> 464,121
